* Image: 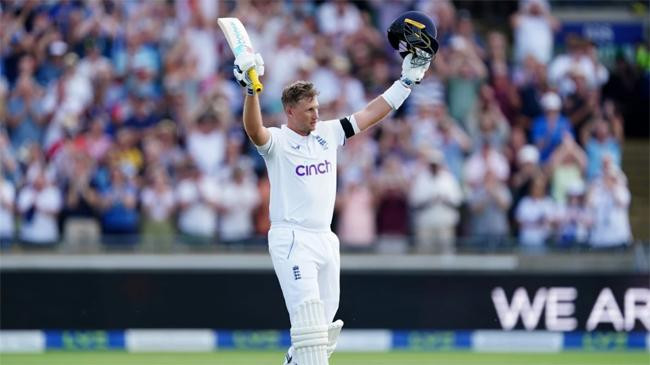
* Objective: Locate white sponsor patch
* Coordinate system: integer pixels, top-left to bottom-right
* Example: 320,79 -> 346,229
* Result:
473,330 -> 563,352
0,331 -> 45,353
126,329 -> 215,352
336,330 -> 391,352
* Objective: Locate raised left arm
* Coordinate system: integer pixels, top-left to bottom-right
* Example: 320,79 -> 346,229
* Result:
352,94 -> 394,132
352,53 -> 431,133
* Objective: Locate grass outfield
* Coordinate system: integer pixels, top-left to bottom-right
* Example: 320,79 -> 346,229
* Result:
0,351 -> 648,365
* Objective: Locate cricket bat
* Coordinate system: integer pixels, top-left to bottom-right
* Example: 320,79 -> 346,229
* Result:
218,17 -> 263,93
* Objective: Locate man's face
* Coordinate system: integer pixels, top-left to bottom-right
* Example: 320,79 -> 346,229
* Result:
287,96 -> 319,135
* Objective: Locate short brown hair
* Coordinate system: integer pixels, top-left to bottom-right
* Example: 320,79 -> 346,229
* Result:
281,81 -> 318,108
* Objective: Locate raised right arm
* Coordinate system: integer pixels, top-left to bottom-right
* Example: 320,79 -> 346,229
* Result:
243,93 -> 270,146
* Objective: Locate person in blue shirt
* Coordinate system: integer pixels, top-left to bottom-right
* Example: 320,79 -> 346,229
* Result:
585,119 -> 621,180
531,91 -> 573,163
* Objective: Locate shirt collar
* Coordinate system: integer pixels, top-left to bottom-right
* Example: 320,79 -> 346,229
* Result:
282,124 -> 312,143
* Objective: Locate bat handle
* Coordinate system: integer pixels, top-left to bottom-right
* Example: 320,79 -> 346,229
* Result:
247,69 -> 263,94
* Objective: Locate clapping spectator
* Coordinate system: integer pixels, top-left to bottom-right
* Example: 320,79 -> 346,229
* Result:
0,176 -> 16,247
374,154 -> 410,253
186,111 -> 227,177
113,127 -> 143,179
563,66 -> 598,135
219,165 -> 260,246
443,35 -> 487,128
124,92 -> 160,133
467,84 -> 511,149
336,169 -> 376,250
140,167 -> 176,251
511,0 -> 559,65
175,160 -> 220,245
77,116 -> 112,162
546,132 -> 587,204
548,35 -> 609,97
7,61 -> 45,150
409,149 -> 463,254
435,109 -> 472,182
586,157 -> 631,248
98,166 -> 139,246
464,140 -> 510,189
60,152 -> 100,249
17,168 -> 63,246
531,91 -> 573,162
515,175 -> 555,251
467,169 -> 512,248
584,119 -> 622,181
510,145 -> 542,203
555,181 -> 592,247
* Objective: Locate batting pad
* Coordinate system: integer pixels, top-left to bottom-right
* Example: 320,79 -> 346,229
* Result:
327,319 -> 344,357
290,299 -> 329,365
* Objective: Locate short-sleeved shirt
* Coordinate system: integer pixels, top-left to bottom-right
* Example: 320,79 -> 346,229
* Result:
257,119 -> 348,231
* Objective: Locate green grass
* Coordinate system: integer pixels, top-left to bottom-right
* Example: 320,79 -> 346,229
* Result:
0,351 -> 648,365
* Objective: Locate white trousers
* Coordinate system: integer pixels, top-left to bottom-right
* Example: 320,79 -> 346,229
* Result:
268,227 -> 341,325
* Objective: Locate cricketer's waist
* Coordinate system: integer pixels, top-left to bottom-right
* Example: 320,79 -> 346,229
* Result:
270,220 -> 332,233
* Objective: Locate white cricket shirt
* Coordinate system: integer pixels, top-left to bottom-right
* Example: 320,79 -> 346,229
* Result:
257,120 -> 348,232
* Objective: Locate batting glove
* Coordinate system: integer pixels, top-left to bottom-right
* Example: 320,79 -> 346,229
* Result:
234,52 -> 265,95
400,53 -> 431,88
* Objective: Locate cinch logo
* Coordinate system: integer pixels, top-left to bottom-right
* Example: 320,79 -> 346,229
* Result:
295,160 -> 332,176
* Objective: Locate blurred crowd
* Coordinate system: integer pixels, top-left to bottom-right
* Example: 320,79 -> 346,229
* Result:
1,0 -> 647,253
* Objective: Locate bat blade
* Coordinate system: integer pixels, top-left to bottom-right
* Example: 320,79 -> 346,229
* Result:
218,17 -> 263,93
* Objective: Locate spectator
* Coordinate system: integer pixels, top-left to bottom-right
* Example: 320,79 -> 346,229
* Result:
586,158 -> 631,248
60,152 -> 100,249
175,160 -> 220,245
511,0 -> 559,65
584,119 -> 622,181
76,116 -> 112,162
219,165 -> 260,246
466,84 -> 511,149
317,0 -> 362,40
444,35 -> 487,127
186,111 -> 226,177
531,91 -> 573,163
7,66 -> 45,151
515,55 -> 550,127
562,66 -> 598,135
336,170 -> 376,250
434,106 -> 472,182
123,92 -> 159,132
140,167 -> 176,251
77,41 -> 112,82
467,169 -> 512,248
155,120 -> 186,175
555,180 -> 592,247
491,62 -> 522,125
113,127 -> 143,179
253,169 -> 271,240
374,154 -> 410,254
515,175 -> 555,251
0,176 -> 16,247
464,140 -> 510,189
548,35 -> 609,97
409,149 -> 463,254
98,165 -> 139,246
17,168 -> 63,246
546,133 -> 587,204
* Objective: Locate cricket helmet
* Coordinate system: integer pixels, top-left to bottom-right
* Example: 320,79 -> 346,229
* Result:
387,11 -> 439,65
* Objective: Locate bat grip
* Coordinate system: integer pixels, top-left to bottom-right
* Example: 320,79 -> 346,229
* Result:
247,69 -> 263,94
